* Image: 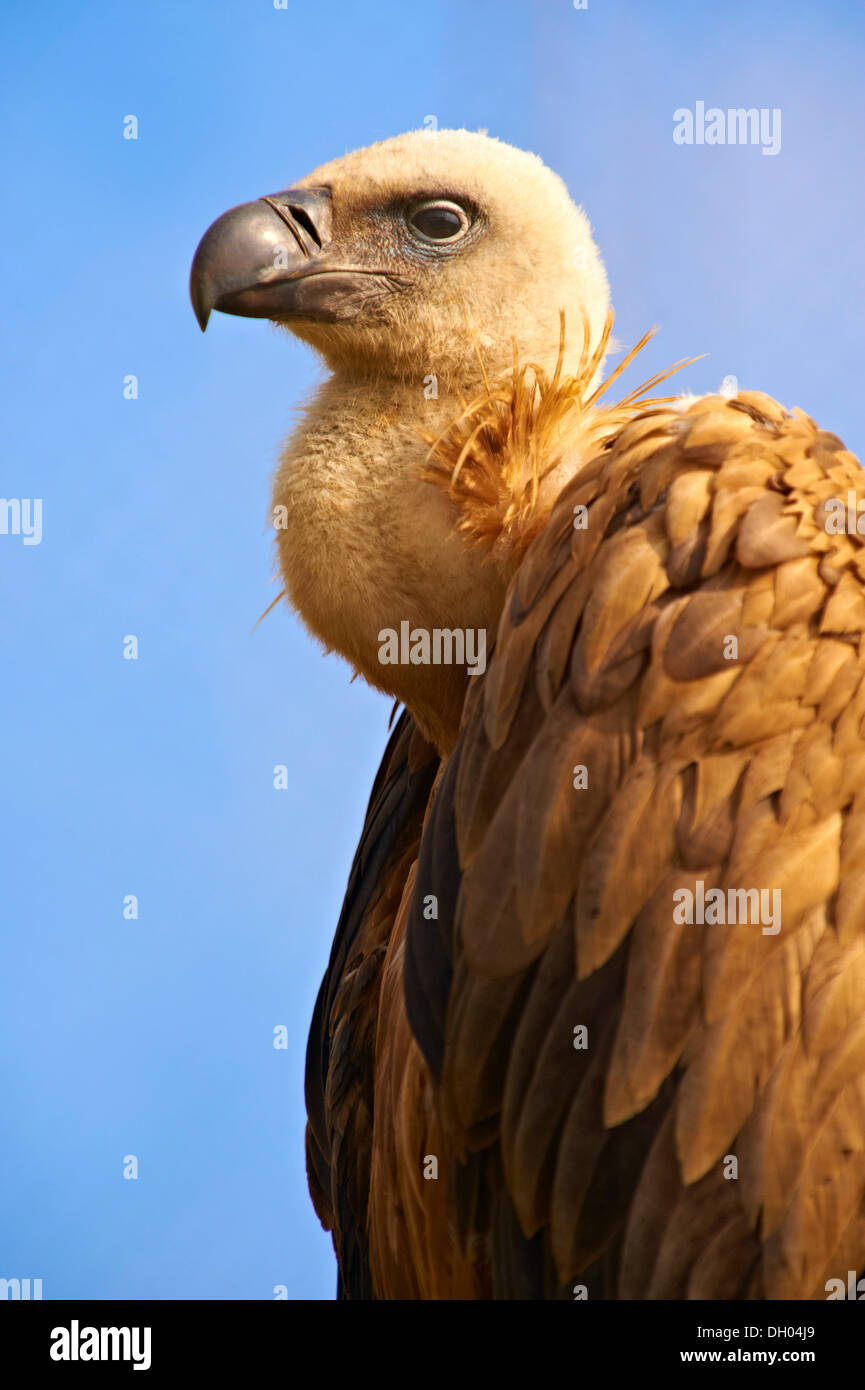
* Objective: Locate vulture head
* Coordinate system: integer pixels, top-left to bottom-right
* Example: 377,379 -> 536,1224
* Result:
191,129 -> 610,383
191,130 -> 612,749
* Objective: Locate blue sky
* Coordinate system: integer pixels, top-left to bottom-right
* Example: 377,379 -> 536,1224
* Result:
2,0 -> 863,1300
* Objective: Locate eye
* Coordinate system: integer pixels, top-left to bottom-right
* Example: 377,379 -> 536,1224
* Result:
407,199 -> 470,244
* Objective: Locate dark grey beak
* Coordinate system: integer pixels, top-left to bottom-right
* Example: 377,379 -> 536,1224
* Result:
190,186 -> 334,330
191,186 -> 413,331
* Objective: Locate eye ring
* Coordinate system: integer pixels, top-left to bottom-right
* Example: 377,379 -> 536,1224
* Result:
407,199 -> 471,245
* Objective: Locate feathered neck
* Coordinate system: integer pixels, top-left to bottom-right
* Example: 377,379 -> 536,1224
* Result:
270,314 -> 693,753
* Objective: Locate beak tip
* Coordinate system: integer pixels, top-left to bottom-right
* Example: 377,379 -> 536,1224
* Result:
190,277 -> 212,331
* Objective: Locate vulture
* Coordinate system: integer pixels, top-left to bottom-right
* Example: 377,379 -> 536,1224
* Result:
191,129 -> 865,1300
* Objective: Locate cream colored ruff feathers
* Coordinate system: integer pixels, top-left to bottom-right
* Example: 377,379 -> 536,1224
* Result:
269,130 -> 613,749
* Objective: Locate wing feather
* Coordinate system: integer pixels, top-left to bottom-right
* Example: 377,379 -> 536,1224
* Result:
400,391 -> 865,1298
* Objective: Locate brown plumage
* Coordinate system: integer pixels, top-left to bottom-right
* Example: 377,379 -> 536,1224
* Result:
189,129 -> 865,1299
312,372 -> 865,1299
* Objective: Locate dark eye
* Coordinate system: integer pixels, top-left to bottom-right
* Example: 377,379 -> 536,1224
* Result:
407,199 -> 470,244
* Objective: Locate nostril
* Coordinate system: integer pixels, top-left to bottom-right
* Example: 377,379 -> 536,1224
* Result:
261,197 -> 309,256
290,205 -> 322,249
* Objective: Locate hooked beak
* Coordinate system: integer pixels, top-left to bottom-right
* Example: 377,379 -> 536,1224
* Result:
190,186 -> 408,331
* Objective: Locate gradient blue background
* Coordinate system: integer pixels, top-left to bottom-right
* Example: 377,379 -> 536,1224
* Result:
2,0 -> 863,1299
